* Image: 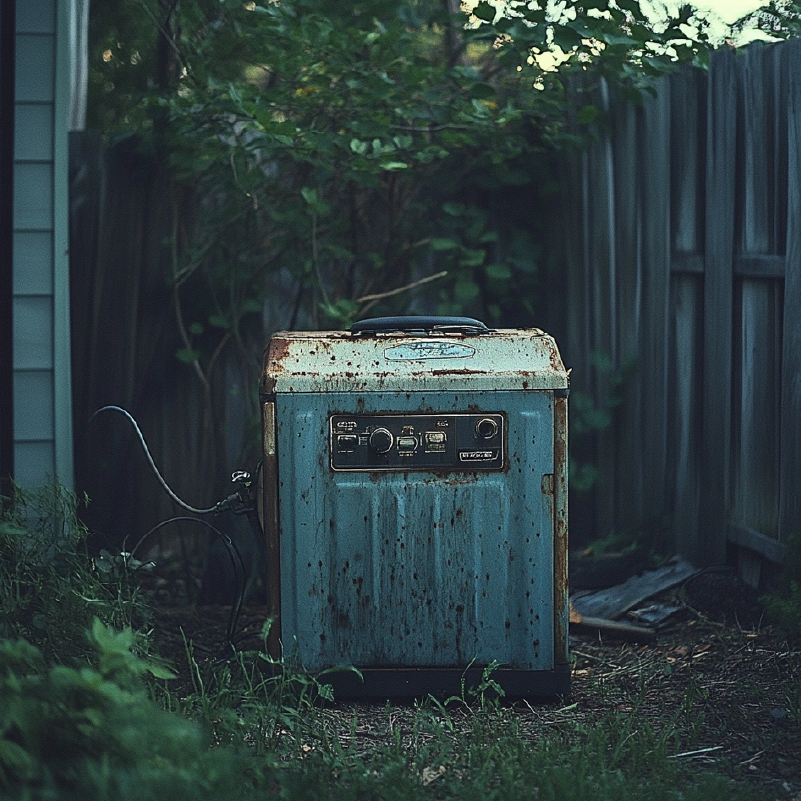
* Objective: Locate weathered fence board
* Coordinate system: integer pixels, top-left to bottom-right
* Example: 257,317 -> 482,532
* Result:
641,78 -> 672,536
780,40 -> 801,548
700,48 -> 736,568
741,45 -> 773,255
731,280 -> 781,536
668,273 -> 702,561
667,69 -> 705,562
588,82 -> 617,535
610,97 -> 642,533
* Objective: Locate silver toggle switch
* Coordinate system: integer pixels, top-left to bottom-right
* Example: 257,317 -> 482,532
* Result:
397,435 -> 418,453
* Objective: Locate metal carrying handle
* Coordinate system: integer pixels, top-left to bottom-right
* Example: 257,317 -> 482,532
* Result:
350,315 -> 491,336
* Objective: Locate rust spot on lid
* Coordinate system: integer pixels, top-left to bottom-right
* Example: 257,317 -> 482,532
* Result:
267,335 -> 292,367
430,368 -> 482,376
548,339 -> 566,374
261,336 -> 292,394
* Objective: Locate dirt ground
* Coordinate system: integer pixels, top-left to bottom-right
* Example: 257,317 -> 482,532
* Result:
149,569 -> 801,794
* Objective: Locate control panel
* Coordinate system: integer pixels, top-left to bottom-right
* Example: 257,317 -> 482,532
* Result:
330,413 -> 505,472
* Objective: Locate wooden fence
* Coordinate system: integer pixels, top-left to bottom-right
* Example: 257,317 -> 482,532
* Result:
544,40 -> 801,579
69,131 -> 250,559
70,39 -> 801,582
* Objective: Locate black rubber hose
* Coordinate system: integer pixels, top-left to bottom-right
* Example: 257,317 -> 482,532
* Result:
130,516 -> 247,646
89,405 -> 219,515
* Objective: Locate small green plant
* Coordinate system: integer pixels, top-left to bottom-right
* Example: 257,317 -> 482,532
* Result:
426,658 -> 506,718
760,528 -> 801,642
784,677 -> 801,725
681,675 -> 710,745
0,483 -> 145,658
177,619 -> 362,754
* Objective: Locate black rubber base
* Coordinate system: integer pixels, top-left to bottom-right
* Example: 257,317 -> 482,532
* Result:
325,665 -> 571,702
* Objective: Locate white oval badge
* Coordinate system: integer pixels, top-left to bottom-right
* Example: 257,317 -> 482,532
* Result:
384,341 -> 476,361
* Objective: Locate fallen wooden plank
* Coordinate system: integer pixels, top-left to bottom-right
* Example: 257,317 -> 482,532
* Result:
570,556 -> 698,621
569,604 -> 656,642
627,602 -> 682,627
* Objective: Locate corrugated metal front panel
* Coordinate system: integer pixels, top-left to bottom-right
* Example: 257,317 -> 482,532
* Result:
277,390 -> 556,672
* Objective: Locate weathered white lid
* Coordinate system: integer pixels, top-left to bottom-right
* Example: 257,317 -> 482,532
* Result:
262,328 -> 568,394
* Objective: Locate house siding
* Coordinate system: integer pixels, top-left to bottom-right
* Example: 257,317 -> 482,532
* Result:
10,0 -> 73,489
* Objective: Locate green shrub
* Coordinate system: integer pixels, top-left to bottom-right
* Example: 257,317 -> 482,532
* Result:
0,484 -> 145,660
0,620 -> 277,801
0,620 -> 766,801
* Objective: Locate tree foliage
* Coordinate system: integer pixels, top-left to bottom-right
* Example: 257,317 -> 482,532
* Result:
732,0 -> 801,38
87,0 -> 712,460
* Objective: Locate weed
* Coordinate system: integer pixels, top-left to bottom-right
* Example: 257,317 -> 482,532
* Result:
680,675 -> 709,745
0,483 -> 145,660
175,619 -> 363,755
760,528 -> 801,642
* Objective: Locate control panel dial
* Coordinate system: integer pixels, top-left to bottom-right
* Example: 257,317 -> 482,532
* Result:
475,417 -> 499,439
368,427 -> 394,454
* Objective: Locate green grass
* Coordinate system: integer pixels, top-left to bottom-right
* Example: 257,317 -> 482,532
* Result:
0,632 -> 763,801
0,484 -> 772,800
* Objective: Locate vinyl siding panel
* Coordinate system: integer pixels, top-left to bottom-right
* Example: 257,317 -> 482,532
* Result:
16,0 -> 55,34
13,296 -> 53,369
14,372 -> 54,441
13,232 -> 53,295
13,162 -> 53,229
14,103 -> 53,160
14,34 -> 54,102
14,442 -> 56,487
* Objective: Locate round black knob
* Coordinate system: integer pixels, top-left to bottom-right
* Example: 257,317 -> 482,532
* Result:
475,418 -> 498,439
369,427 -> 394,454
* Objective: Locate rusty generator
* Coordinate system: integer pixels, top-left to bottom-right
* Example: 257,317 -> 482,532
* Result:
259,316 -> 569,699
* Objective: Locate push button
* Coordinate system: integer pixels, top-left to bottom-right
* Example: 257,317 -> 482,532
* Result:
424,431 -> 446,452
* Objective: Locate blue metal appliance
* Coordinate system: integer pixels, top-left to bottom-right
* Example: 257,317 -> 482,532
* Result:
260,316 -> 569,698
